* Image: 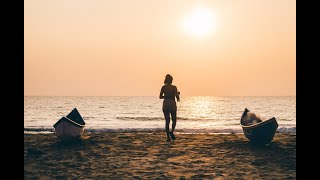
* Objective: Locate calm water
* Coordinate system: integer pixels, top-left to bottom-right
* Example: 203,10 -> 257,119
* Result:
24,96 -> 296,134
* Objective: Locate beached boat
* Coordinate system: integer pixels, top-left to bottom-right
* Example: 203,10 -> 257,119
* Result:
240,108 -> 278,145
53,108 -> 86,141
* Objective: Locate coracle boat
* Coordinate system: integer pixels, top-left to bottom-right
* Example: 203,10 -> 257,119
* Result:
53,108 -> 86,141
240,108 -> 278,145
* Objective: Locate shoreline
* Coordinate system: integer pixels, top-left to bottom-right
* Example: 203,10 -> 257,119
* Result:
24,131 -> 296,135
24,127 -> 296,135
25,132 -> 296,179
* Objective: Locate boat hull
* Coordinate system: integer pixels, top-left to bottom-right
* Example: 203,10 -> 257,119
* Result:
241,117 -> 278,145
53,117 -> 85,141
240,108 -> 278,145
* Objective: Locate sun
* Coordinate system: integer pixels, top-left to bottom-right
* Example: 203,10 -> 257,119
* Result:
182,8 -> 216,37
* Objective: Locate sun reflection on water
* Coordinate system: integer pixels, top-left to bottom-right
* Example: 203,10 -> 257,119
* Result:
179,96 -> 221,120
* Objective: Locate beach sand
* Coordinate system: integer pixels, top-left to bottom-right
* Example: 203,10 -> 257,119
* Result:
24,132 -> 296,179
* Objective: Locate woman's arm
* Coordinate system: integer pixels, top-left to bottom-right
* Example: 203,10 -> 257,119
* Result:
175,87 -> 180,102
159,86 -> 165,99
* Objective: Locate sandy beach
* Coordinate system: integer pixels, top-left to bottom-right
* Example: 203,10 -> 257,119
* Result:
24,132 -> 296,179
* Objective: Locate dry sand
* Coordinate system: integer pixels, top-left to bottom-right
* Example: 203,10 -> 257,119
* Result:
24,132 -> 296,179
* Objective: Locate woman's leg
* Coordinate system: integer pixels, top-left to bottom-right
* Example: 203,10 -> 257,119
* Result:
163,110 -> 171,140
171,110 -> 177,132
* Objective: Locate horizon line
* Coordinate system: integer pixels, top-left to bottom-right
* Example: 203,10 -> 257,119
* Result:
24,95 -> 296,97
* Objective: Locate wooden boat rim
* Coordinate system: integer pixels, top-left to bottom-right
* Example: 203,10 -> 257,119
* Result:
240,117 -> 277,129
64,116 -> 85,127
67,108 -> 86,125
53,116 -> 86,128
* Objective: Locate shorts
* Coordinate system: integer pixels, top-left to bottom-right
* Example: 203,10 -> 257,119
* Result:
162,99 -> 177,111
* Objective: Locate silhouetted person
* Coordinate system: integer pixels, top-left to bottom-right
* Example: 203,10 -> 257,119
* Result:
159,74 -> 180,142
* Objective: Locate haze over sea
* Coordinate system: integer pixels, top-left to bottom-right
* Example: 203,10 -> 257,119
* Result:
24,96 -> 295,134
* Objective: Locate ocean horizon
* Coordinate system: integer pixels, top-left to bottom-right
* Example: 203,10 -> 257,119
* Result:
24,96 -> 296,134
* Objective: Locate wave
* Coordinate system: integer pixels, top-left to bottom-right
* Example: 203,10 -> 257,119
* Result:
115,116 -> 229,121
24,127 -> 296,134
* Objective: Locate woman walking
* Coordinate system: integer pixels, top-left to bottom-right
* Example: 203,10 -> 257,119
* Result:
159,74 -> 180,142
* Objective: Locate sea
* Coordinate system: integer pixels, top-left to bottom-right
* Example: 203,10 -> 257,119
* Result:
24,96 -> 296,134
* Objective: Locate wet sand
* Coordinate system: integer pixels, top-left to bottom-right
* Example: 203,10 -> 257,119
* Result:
24,132 -> 296,179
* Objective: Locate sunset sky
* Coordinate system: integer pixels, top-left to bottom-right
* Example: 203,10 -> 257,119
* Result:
25,0 -> 295,96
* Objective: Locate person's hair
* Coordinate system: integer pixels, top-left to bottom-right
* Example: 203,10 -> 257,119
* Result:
164,74 -> 173,85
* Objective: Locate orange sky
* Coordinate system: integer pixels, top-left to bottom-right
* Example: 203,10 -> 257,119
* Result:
24,0 -> 295,96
